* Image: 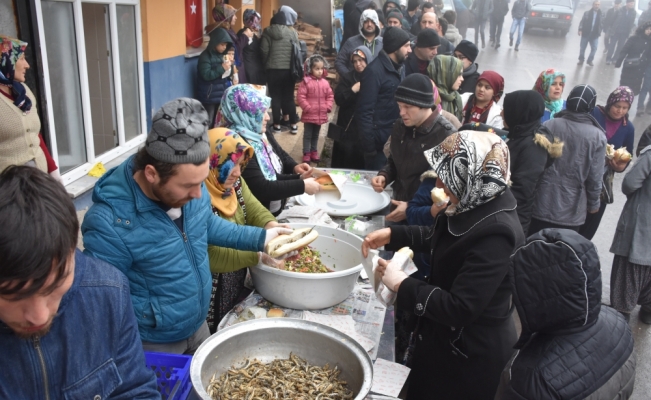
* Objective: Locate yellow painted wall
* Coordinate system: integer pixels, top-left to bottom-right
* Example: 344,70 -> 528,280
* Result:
140,0 -> 186,62
260,0 -> 280,29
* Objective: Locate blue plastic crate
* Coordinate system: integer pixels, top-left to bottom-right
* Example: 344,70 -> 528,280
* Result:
145,351 -> 192,400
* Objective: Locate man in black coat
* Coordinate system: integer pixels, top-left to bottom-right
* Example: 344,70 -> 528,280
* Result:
357,27 -> 412,170
503,90 -> 563,235
577,0 -> 604,66
602,0 -> 622,53
496,229 -> 636,400
372,74 -> 456,222
489,0 -> 510,48
405,29 -> 441,76
606,0 -> 637,64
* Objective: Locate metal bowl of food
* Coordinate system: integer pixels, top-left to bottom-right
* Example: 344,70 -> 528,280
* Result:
250,223 -> 364,310
190,318 -> 373,400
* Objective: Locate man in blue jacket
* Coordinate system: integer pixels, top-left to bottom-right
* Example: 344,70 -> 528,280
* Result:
357,27 -> 412,170
0,166 -> 160,399
82,98 -> 289,354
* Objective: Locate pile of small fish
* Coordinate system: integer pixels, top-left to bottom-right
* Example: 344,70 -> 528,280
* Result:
206,353 -> 354,400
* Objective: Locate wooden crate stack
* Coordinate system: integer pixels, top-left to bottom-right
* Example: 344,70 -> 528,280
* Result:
296,22 -> 324,57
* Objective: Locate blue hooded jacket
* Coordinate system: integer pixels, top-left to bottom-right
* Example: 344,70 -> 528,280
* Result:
81,155 -> 265,343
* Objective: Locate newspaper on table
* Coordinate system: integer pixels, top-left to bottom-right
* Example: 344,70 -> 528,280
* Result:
217,284 -> 387,359
369,358 -> 411,398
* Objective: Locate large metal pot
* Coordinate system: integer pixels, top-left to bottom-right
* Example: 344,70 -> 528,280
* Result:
250,223 -> 364,310
190,318 -> 373,400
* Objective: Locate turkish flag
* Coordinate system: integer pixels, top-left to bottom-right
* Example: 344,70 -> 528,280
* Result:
186,0 -> 203,47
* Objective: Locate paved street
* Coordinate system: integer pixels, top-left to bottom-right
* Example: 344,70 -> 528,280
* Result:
475,1 -> 651,396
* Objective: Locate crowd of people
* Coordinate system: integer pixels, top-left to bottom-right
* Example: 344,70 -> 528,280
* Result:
2,0 -> 651,398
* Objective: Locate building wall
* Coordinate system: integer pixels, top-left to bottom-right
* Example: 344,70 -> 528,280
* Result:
139,0 -> 281,130
140,0 -> 198,129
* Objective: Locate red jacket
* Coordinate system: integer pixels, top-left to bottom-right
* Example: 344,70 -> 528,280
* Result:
297,74 -> 334,125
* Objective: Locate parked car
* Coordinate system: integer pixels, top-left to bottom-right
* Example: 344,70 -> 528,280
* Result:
525,0 -> 575,36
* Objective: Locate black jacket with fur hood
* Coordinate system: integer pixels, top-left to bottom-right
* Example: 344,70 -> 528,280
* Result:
504,91 -> 563,235
495,229 -> 635,400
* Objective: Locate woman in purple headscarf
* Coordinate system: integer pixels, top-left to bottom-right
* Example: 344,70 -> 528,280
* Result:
238,9 -> 266,85
579,86 -> 636,239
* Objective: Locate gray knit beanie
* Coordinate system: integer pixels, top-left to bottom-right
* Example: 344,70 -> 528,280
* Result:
146,98 -> 210,164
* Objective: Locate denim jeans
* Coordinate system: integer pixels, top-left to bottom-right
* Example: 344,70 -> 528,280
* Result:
638,65 -> 651,110
510,18 -> 526,45
579,36 -> 599,63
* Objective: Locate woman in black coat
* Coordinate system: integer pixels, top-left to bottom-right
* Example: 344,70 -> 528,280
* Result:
503,90 -> 563,235
217,84 -> 322,216
615,22 -> 651,95
239,10 -> 266,85
363,131 -> 524,399
331,45 -> 371,169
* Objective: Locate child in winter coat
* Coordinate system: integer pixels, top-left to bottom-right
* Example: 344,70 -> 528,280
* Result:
296,55 -> 334,163
197,28 -> 237,127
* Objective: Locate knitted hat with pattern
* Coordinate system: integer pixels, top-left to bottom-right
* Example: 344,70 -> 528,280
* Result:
146,98 -> 210,164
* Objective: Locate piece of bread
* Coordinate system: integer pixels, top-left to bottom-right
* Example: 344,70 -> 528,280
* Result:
614,147 -> 632,163
267,308 -> 285,318
430,187 -> 448,206
265,228 -> 319,258
315,175 -> 338,191
606,144 -> 615,159
397,247 -> 414,259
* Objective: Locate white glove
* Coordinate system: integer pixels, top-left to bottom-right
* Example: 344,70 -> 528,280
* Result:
379,258 -> 410,292
258,250 -> 299,268
263,227 -> 294,247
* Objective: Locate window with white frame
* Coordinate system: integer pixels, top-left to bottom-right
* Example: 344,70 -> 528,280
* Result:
35,0 -> 145,184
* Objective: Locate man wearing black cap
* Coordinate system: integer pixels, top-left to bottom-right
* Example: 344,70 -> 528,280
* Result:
357,26 -> 412,170
454,40 -> 481,94
411,11 -> 456,55
405,29 -> 441,75
372,74 -> 456,222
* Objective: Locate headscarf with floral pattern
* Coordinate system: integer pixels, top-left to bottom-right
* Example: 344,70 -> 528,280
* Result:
216,84 -> 282,181
424,130 -> 511,216
533,69 -> 565,119
205,128 -> 254,217
0,35 -> 31,112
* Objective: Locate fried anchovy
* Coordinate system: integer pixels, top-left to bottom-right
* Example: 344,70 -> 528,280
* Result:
206,353 -> 354,400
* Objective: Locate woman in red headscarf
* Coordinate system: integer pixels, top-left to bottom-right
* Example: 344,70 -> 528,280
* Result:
460,70 -> 505,129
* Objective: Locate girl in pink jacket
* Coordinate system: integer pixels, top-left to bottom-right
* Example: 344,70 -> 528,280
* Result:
297,54 -> 334,163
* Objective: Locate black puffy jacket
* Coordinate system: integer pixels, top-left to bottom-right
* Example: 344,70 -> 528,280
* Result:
495,229 -> 636,400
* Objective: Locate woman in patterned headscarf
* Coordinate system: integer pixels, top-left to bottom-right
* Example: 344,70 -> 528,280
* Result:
204,127 -> 287,332
0,35 -> 59,178
217,84 -> 322,215
362,131 -> 524,400
533,68 -> 566,122
579,86 -> 636,240
427,55 -> 465,121
239,9 -> 265,84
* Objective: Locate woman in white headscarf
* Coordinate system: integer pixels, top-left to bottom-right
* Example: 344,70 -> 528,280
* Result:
363,131 -> 524,399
